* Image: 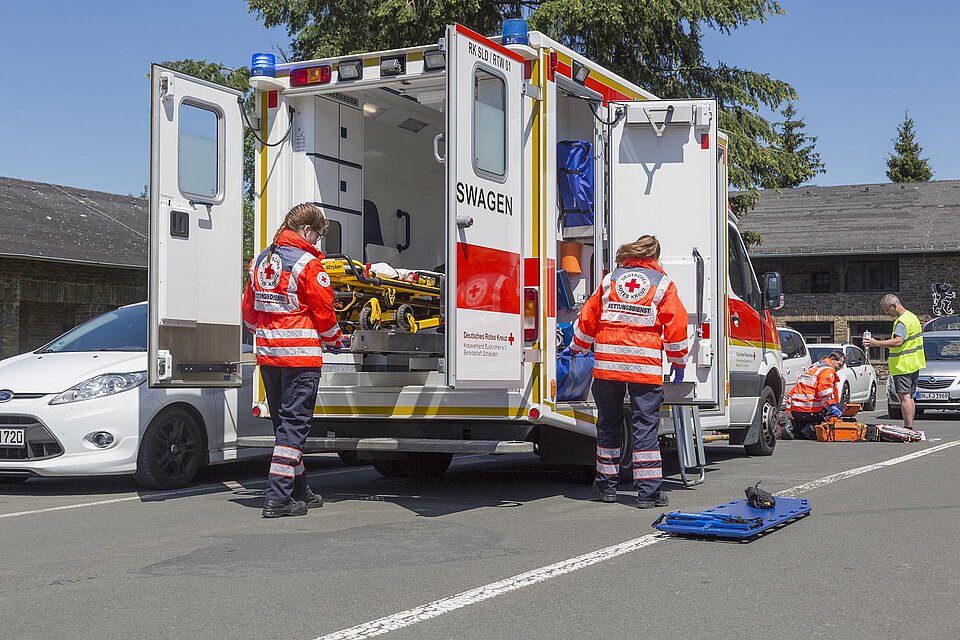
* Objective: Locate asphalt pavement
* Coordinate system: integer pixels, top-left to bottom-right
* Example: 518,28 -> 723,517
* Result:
2,402 -> 958,640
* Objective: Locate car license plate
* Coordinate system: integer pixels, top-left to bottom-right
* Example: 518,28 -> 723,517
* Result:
916,392 -> 950,401
0,428 -> 25,448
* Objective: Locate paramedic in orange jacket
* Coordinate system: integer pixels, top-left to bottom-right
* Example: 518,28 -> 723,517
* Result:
569,235 -> 689,508
786,351 -> 845,440
242,203 -> 344,518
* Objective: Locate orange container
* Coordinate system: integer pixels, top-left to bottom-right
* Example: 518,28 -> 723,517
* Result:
815,419 -> 866,442
560,242 -> 583,275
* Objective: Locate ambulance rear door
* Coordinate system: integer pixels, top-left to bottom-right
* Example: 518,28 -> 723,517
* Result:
607,99 -> 724,406
148,65 -> 244,388
444,24 -> 525,388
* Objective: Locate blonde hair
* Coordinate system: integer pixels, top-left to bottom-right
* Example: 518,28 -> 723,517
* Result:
266,203 -> 329,260
615,235 -> 661,265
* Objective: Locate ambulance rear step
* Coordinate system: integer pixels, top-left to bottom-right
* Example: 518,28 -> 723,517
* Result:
237,436 -> 534,455
347,330 -> 444,356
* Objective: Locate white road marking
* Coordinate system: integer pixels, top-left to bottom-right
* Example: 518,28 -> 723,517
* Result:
314,439 -> 960,640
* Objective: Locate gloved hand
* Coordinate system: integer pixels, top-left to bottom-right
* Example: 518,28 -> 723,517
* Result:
561,347 -> 573,357
670,364 -> 684,384
828,404 -> 843,418
326,341 -> 344,354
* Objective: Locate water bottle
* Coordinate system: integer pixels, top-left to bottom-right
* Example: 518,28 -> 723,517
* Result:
862,330 -> 871,345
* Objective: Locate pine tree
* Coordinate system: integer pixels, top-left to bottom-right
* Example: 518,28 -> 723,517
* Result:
886,112 -> 933,183
762,102 -> 825,189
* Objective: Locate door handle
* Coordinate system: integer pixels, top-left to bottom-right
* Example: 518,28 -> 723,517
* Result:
433,133 -> 445,163
731,312 -> 741,327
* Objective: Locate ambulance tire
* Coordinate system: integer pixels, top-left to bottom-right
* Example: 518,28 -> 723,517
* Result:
744,387 -> 778,457
863,383 -> 877,411
134,407 -> 204,490
372,453 -> 453,478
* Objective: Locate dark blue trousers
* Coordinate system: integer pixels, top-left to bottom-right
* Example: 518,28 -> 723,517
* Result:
592,378 -> 664,499
260,365 -> 321,502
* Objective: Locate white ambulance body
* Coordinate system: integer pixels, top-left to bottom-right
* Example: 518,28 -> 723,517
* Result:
148,24 -> 785,476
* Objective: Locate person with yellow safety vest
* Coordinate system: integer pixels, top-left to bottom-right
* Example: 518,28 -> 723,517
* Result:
242,203 -> 344,518
785,351 -> 845,440
863,294 -> 926,429
569,235 -> 688,509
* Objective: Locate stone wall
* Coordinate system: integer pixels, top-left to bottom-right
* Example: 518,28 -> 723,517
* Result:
0,257 -> 146,359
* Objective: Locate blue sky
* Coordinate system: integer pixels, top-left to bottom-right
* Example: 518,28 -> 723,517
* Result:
1,1 -> 955,195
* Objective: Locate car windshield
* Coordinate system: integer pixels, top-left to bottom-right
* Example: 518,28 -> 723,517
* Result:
923,336 -> 960,360
924,315 -> 960,331
808,347 -> 832,362
37,305 -> 147,353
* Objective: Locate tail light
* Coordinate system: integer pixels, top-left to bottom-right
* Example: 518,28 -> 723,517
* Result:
290,65 -> 332,87
524,288 -> 539,342
251,405 -> 262,417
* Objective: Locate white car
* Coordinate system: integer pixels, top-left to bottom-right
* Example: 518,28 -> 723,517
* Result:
778,328 -> 812,394
0,303 -> 271,488
807,343 -> 878,411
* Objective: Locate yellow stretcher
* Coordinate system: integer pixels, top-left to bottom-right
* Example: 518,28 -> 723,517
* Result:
321,254 -> 443,334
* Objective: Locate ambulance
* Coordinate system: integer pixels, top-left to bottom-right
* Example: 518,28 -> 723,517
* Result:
148,23 -> 785,479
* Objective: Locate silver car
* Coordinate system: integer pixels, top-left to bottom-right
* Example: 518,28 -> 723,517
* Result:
888,330 -> 960,418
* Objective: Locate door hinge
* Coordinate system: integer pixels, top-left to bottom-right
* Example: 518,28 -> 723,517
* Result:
523,82 -> 542,101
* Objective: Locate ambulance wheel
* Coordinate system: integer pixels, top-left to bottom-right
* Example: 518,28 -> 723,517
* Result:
396,304 -> 417,333
135,407 -> 203,489
744,387 -> 778,457
863,383 -> 877,411
358,305 -> 378,331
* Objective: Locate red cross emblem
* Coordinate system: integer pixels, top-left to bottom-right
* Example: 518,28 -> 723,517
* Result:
624,278 -> 643,293
508,333 -> 515,345
263,262 -> 276,279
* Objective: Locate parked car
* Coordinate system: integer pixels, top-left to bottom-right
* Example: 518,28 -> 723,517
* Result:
778,328 -> 812,401
888,330 -> 960,418
0,303 -> 271,488
923,314 -> 960,331
807,343 -> 878,410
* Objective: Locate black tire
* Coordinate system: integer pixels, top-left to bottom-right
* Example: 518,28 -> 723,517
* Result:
863,383 -> 877,411
744,387 -> 778,456
337,451 -> 370,466
889,405 -> 903,419
395,304 -> 417,333
358,305 -> 378,331
134,407 -> 204,490
372,453 -> 453,479
840,384 -> 851,406
0,477 -> 29,485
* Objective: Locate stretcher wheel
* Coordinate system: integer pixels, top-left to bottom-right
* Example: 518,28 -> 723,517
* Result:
359,304 -> 379,330
396,304 -> 417,333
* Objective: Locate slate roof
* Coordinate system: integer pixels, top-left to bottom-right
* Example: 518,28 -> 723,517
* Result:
741,180 -> 960,257
0,176 -> 147,268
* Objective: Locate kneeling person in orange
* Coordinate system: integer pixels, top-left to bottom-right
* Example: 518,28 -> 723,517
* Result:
569,235 -> 688,508
242,203 -> 344,518
786,351 -> 845,440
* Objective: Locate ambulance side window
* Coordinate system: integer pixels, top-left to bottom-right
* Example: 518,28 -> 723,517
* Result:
473,68 -> 506,180
728,225 -> 746,300
728,225 -> 762,309
178,102 -> 220,199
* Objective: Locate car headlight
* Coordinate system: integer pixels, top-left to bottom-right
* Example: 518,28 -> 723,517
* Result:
49,372 -> 147,405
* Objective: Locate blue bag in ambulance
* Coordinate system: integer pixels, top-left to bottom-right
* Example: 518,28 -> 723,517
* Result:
558,141 -> 594,228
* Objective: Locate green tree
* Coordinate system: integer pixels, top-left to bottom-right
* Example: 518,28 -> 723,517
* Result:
762,102 -> 824,189
158,60 -> 256,278
886,111 -> 933,183
248,0 -> 815,215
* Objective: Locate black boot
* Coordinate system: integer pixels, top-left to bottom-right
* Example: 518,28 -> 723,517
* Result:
294,474 -> 323,509
301,488 -> 323,509
262,499 -> 308,518
592,480 -> 617,503
637,491 -> 669,509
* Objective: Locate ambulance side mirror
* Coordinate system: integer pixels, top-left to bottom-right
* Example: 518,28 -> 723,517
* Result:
762,272 -> 784,310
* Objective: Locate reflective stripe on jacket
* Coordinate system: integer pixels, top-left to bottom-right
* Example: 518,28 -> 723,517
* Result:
787,360 -> 839,413
889,310 -> 925,376
570,258 -> 689,384
241,230 -> 342,368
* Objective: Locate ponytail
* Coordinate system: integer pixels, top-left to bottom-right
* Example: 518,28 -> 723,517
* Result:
266,203 -> 328,261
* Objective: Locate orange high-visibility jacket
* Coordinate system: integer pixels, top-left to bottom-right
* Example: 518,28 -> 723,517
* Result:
242,230 -> 343,368
787,360 -> 839,413
570,258 -> 689,385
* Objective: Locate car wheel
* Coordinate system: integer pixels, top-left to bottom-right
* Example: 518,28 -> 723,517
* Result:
888,405 -> 903,419
840,384 -> 850,406
745,387 -> 778,456
134,407 -> 204,490
337,451 -> 370,466
863,383 -> 877,411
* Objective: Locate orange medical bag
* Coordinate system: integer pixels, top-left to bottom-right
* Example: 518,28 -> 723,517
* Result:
815,404 -> 866,442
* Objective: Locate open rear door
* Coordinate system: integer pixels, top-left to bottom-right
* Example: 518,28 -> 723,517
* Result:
607,99 -> 724,406
444,25 -> 524,388
148,65 -> 244,388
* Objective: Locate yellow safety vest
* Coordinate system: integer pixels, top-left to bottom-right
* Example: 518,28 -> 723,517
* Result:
889,310 -> 925,375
